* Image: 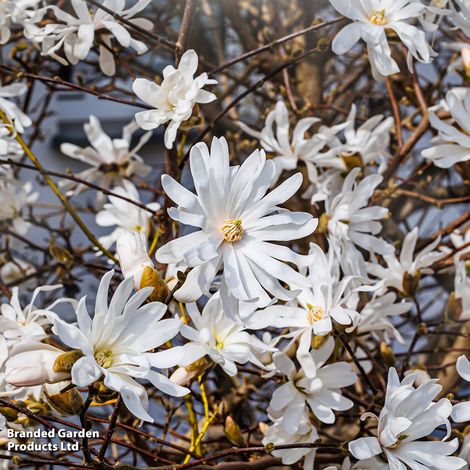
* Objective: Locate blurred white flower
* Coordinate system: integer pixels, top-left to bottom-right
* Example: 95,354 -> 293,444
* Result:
0,284 -> 63,347
60,116 -> 152,206
96,180 -> 159,250
0,0 -> 41,45
454,259 -> 470,319
133,49 -> 217,149
349,367 -> 464,469
325,168 -> 393,275
25,0 -> 152,76
451,0 -> 470,38
0,83 -> 32,133
0,180 -> 37,239
176,293 -> 274,377
0,259 -> 34,286
422,88 -> 470,168
262,415 -> 318,470
268,337 -> 356,433
48,270 -> 188,422
330,0 -> 435,79
5,342 -> 70,387
451,355 -> 470,423
156,137 -> 317,316
367,227 -> 443,295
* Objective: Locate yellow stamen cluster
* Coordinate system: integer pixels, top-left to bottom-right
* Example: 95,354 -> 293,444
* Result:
306,304 -> 325,324
95,350 -> 113,369
221,219 -> 243,243
369,9 -> 387,26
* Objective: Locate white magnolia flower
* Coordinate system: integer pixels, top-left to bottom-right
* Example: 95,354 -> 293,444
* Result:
0,124 -> 23,159
60,116 -> 152,206
451,0 -> 470,38
25,0 -> 153,76
422,88 -> 470,168
268,337 -> 356,433
48,270 -> 189,422
0,284 -> 63,346
259,244 -> 360,370
312,105 -> 394,174
0,179 -> 37,239
116,231 -> 154,291
451,355 -> 470,423
0,1 -> 41,45
330,0 -> 435,79
367,227 -> 443,295
96,180 -> 159,250
0,83 -> 32,133
262,415 -> 318,470
325,167 -> 393,275
455,259 -> 470,319
0,259 -> 35,286
349,367 -> 465,470
5,342 -> 70,387
354,292 -> 412,343
176,293 -> 273,377
238,100 -> 335,181
155,136 -> 317,315
133,49 -> 217,149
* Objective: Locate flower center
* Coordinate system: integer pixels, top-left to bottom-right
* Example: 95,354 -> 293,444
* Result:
388,434 -> 409,449
95,349 -> 113,369
369,9 -> 387,25
221,219 -> 243,243
214,338 -> 224,350
306,304 -> 325,324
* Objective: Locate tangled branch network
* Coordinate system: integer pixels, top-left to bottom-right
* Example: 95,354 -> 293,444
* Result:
0,0 -> 469,469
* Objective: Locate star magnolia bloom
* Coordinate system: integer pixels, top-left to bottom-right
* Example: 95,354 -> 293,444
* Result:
451,355 -> 470,423
238,100 -> 337,181
330,0 -> 435,79
422,88 -> 470,168
5,342 -> 70,387
133,49 -> 217,149
268,337 -> 356,433
0,179 -> 37,239
25,0 -> 152,76
258,244 -> 360,371
0,124 -> 23,160
0,1 -> 40,44
454,259 -> 470,320
96,180 -> 160,250
262,415 -> 318,470
312,105 -> 394,174
325,168 -> 393,275
349,367 -> 465,469
60,116 -> 152,206
451,0 -> 470,38
354,292 -> 412,343
155,136 -> 318,313
0,284 -> 63,346
367,227 -> 443,295
48,271 -> 189,422
176,293 -> 274,377
0,83 -> 32,133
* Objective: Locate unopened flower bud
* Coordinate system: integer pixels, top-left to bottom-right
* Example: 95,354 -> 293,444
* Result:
43,382 -> 83,416
170,357 -> 213,386
224,416 -> 244,447
117,232 -> 169,301
5,342 -> 70,387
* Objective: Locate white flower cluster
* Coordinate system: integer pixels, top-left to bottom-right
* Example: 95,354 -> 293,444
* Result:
0,1 -> 468,469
